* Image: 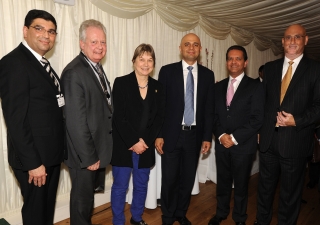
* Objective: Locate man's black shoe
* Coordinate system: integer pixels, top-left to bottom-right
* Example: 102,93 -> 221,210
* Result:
208,215 -> 223,225
176,216 -> 192,225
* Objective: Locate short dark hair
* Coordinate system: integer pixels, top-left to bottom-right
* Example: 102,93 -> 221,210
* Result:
259,65 -> 265,73
132,44 -> 156,66
226,45 -> 248,61
24,9 -> 57,29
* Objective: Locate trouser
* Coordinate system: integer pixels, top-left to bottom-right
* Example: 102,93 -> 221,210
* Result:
111,152 -> 150,225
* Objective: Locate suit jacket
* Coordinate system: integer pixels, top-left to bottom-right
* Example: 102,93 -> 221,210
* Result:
213,75 -> 264,154
0,43 -> 64,170
158,61 -> 215,152
61,53 -> 113,169
111,72 -> 165,168
260,56 -> 320,158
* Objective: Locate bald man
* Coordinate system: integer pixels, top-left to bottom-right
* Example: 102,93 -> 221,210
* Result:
255,24 -> 320,225
155,33 -> 215,225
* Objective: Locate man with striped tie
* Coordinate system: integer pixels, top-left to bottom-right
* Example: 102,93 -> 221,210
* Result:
0,9 -> 64,225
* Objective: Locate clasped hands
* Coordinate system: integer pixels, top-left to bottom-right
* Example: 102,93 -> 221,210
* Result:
129,138 -> 148,154
276,111 -> 296,126
155,138 -> 211,155
220,134 -> 234,148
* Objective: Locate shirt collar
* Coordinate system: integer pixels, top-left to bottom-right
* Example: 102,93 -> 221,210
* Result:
182,60 -> 197,71
284,54 -> 303,65
22,40 -> 43,61
229,72 -> 245,82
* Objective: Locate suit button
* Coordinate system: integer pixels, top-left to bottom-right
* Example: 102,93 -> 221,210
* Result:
227,115 -> 231,118
108,116 -> 112,119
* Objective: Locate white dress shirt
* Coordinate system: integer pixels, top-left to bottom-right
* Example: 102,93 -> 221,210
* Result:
182,60 -> 198,125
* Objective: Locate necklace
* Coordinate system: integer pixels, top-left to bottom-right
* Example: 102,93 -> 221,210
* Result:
138,82 -> 148,89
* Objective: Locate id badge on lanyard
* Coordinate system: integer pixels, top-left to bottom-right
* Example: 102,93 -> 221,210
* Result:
56,94 -> 65,107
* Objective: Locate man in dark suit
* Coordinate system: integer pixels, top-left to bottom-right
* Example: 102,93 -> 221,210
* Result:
61,19 -> 113,225
0,10 -> 64,225
208,45 -> 264,225
155,33 -> 215,225
255,24 -> 320,225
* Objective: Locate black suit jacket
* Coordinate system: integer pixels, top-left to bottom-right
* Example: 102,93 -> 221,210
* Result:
0,43 -> 64,170
260,56 -> 320,158
111,72 -> 165,168
213,75 -> 264,154
61,53 -> 113,169
158,61 -> 215,152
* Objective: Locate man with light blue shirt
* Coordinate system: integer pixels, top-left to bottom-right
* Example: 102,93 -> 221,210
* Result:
209,45 -> 264,225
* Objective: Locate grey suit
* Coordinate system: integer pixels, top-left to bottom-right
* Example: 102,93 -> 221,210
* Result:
61,53 -> 112,225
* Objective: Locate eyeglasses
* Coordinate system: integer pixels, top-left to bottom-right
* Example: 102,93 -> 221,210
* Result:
29,25 -> 57,36
284,35 -> 305,41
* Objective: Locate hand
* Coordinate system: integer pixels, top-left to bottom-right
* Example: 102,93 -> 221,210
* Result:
220,134 -> 234,148
131,139 -> 148,154
277,111 -> 296,126
155,138 -> 164,154
201,141 -> 211,154
87,160 -> 100,171
28,165 -> 47,187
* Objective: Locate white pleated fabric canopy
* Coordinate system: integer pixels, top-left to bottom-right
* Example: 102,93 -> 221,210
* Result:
90,0 -> 320,60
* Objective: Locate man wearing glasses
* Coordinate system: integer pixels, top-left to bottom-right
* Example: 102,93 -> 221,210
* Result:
255,24 -> 320,225
0,9 -> 64,225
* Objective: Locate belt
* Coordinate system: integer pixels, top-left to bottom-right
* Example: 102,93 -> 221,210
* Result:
182,125 -> 196,130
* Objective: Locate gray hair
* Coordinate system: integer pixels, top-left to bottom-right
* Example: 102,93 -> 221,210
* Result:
79,19 -> 107,41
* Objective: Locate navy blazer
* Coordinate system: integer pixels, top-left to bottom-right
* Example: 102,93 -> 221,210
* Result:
158,61 -> 215,152
213,75 -> 264,154
260,56 -> 320,158
0,43 -> 64,170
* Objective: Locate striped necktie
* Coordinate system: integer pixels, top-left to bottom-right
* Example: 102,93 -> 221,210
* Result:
40,57 -> 60,93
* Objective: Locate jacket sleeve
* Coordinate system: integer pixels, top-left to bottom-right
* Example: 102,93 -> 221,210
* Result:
62,68 -> 99,168
0,55 -> 42,171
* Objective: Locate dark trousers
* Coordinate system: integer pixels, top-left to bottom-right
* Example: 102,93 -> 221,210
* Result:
257,132 -> 307,225
69,167 -> 105,225
13,164 -> 61,225
215,150 -> 254,222
161,129 -> 199,224
111,152 -> 150,225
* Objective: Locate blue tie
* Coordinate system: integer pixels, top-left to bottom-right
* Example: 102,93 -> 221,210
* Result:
184,66 -> 194,125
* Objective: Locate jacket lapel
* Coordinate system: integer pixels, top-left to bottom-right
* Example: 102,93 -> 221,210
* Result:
78,54 -> 112,112
175,61 -> 185,105
20,44 -> 59,94
231,75 -> 249,104
273,58 -> 284,106
283,56 -> 308,101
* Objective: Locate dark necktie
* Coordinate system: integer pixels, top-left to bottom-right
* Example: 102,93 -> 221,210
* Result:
40,57 -> 60,93
184,66 -> 194,125
95,63 -> 111,106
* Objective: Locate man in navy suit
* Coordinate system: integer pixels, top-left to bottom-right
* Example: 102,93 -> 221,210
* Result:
155,33 -> 215,225
255,24 -> 320,225
208,45 -> 264,225
0,10 -> 64,225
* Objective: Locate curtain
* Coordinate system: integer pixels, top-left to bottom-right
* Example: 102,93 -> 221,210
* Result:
0,0 -> 279,219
